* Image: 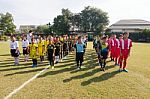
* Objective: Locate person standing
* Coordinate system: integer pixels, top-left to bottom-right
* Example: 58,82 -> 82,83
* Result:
47,39 -> 55,69
114,35 -> 121,66
38,37 -> 45,63
74,36 -> 86,69
98,36 -> 109,71
29,38 -> 38,67
27,30 -> 33,44
22,36 -> 29,62
10,36 -> 20,65
119,32 -> 132,72
54,37 -> 61,64
109,34 -> 115,61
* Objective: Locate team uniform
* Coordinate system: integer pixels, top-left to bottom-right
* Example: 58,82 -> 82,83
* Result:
68,39 -> 73,53
44,39 -> 49,54
54,42 -> 61,63
63,41 -> 69,59
29,43 -> 38,67
119,39 -> 132,72
114,39 -> 121,65
74,42 -> 86,69
109,38 -> 115,61
47,44 -> 55,68
10,41 -> 20,65
22,39 -> 29,61
38,41 -> 45,62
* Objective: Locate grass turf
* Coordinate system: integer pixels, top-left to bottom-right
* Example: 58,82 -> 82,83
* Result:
0,42 -> 150,99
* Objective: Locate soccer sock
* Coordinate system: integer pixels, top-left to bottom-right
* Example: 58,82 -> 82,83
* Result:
14,57 -> 17,64
16,57 -> 19,64
40,56 -> 42,62
123,59 -> 127,69
26,55 -> 29,61
103,60 -> 106,68
99,59 -> 103,68
35,59 -> 37,66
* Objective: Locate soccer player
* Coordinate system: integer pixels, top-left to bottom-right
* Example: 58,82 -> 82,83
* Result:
10,36 -> 20,65
114,34 -> 121,66
109,34 -> 115,61
118,34 -> 123,66
63,36 -> 68,59
47,39 -> 55,69
29,38 -> 38,67
74,36 -> 86,69
22,36 -> 29,62
119,32 -> 132,72
38,37 -> 45,63
54,37 -> 61,64
97,36 -> 109,71
44,36 -> 49,55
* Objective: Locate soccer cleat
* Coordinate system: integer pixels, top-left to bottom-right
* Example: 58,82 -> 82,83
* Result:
32,64 -> 35,68
102,68 -> 105,72
123,69 -> 128,72
118,69 -> 122,72
51,66 -> 54,69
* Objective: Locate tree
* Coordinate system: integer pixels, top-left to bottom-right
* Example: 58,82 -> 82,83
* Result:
79,6 -> 109,33
52,9 -> 73,35
36,25 -> 51,35
51,6 -> 109,35
0,12 -> 16,35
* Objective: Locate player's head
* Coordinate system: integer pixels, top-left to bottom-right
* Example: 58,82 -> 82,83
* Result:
39,36 -> 42,42
11,35 -> 16,42
31,38 -> 35,44
56,36 -> 59,42
78,36 -> 82,43
123,32 -> 129,39
48,39 -> 52,44
23,36 -> 27,40
119,34 -> 123,39
113,34 -> 116,39
102,36 -> 107,43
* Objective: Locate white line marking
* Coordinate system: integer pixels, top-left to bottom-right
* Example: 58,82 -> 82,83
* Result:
4,65 -> 50,99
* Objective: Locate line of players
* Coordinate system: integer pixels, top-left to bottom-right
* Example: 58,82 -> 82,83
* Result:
93,32 -> 132,72
10,34 -> 88,69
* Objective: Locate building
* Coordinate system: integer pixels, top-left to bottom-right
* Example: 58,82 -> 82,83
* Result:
108,19 -> 150,33
19,25 -> 37,33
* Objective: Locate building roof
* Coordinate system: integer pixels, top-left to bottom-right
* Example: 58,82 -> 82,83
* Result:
109,19 -> 150,30
113,19 -> 150,25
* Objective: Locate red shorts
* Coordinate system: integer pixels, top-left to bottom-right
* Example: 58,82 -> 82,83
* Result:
110,47 -> 115,57
114,48 -> 120,58
120,49 -> 130,59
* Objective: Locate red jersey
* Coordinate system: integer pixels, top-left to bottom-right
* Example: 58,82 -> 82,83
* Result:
120,39 -> 132,50
114,39 -> 120,48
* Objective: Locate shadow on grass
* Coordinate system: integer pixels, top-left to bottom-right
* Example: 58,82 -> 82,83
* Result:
5,68 -> 45,76
0,62 -> 49,72
38,65 -> 76,78
63,65 -> 115,83
81,70 -> 120,86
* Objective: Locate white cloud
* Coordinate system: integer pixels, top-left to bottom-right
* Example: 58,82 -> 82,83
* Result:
0,0 -> 150,28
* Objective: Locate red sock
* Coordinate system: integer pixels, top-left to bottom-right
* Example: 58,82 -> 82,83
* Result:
123,59 -> 127,69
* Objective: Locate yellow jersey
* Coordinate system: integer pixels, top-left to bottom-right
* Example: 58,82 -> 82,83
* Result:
29,44 -> 38,59
38,41 -> 45,56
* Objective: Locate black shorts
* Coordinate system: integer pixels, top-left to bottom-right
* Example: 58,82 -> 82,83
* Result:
23,47 -> 29,55
48,55 -> 54,61
10,49 -> 19,57
76,52 -> 84,62
101,51 -> 108,59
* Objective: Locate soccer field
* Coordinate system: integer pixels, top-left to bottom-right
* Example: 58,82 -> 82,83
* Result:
0,42 -> 150,99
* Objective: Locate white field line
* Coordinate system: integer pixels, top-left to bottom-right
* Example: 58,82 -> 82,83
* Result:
4,65 -> 50,99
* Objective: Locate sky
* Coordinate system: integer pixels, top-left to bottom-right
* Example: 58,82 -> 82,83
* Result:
0,0 -> 150,29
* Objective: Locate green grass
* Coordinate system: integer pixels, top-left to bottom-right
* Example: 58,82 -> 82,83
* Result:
0,42 -> 150,99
